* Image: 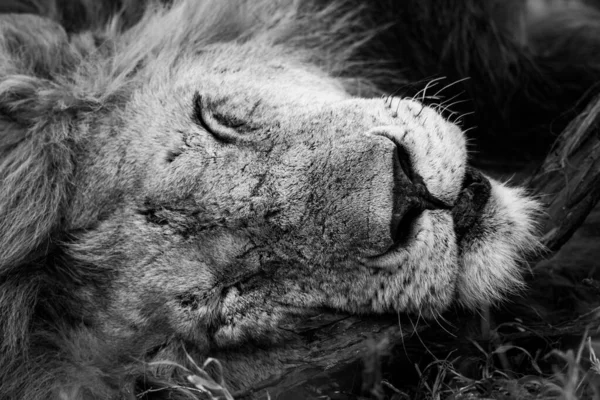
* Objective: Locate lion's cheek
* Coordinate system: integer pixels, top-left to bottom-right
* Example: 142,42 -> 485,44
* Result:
284,210 -> 459,315
212,286 -> 300,347
268,134 -> 399,257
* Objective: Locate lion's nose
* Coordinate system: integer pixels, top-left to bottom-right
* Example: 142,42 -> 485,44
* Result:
366,128 -> 451,248
387,138 -> 452,247
389,133 -> 452,209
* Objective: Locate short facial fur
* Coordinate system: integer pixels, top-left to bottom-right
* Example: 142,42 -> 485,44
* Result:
0,1 -> 540,398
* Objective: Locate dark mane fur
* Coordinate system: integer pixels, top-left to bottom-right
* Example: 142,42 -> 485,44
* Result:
353,0 -> 600,160
1,0 -> 600,398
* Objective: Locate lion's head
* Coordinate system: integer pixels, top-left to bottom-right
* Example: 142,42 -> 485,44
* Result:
0,1 -> 540,398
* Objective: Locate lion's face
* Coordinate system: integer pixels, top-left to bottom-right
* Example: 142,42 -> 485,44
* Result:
62,42 -> 539,351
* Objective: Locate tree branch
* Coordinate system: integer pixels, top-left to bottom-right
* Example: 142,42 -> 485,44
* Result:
527,95 -> 600,253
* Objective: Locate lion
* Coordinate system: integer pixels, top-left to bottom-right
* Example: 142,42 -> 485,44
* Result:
0,1 -> 546,398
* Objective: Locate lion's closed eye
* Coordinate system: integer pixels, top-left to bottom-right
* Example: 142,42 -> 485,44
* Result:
193,92 -> 246,144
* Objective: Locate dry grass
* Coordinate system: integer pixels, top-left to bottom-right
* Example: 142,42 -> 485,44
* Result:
165,276 -> 600,400
373,305 -> 600,400
141,354 -> 237,400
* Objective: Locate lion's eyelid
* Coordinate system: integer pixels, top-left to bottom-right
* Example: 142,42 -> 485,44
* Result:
193,93 -> 241,144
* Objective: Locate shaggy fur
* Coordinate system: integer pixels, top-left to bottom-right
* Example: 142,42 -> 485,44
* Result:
0,0 -> 597,399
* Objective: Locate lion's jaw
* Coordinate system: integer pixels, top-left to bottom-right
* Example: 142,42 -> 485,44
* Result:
72,43 -> 540,350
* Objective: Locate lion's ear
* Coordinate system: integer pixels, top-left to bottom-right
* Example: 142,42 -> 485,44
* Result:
0,14 -> 85,270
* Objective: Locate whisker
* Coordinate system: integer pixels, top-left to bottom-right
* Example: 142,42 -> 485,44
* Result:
432,311 -> 457,338
416,102 -> 426,118
436,91 -> 464,107
440,99 -> 469,113
410,76 -> 445,103
432,77 -> 470,98
416,76 -> 445,102
408,314 -> 438,360
453,111 -> 475,124
397,312 -> 412,362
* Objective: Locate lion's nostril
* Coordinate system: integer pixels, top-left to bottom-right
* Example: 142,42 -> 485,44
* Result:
410,181 -> 452,211
389,188 -> 450,248
395,143 -> 414,183
389,145 -> 452,248
391,207 -> 422,245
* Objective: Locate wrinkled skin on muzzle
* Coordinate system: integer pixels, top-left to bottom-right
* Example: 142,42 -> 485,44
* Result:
71,43 -> 539,352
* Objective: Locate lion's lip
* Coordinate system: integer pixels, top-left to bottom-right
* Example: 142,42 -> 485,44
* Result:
451,167 -> 492,241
